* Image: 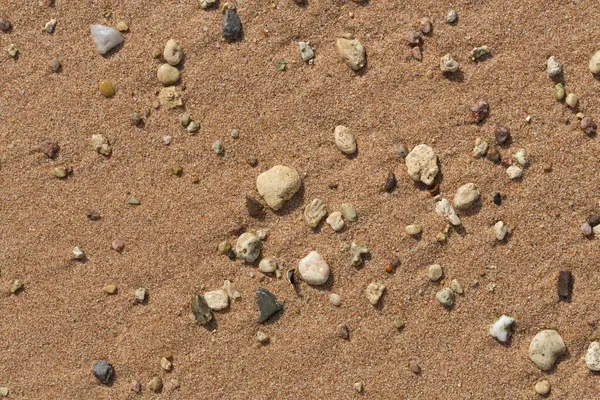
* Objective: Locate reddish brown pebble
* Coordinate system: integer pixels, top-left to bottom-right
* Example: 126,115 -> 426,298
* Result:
87,211 -> 101,221
337,323 -> 350,340
471,101 -> 489,123
40,141 -> 59,159
111,239 -> 125,252
411,46 -> 422,61
409,360 -> 421,374
229,222 -> 246,236
500,155 -> 513,167
246,195 -> 263,217
428,183 -> 440,196
0,19 -> 11,33
420,17 -> 432,34
486,148 -> 500,163
405,31 -> 421,46
542,163 -> 552,173
384,264 -> 395,273
557,270 -> 572,301
581,117 -> 597,136
131,380 -> 141,393
496,127 -> 510,145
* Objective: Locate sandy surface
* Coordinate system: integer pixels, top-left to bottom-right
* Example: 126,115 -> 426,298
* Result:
2,0 -> 600,398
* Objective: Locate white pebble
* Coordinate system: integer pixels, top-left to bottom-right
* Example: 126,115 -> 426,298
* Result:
298,251 -> 330,285
256,165 -> 302,211
235,232 -> 261,263
258,258 -> 277,273
326,211 -> 344,232
585,341 -> 600,371
90,25 -> 124,55
405,144 -> 439,186
453,183 -> 480,210
493,221 -> 508,241
72,246 -> 85,259
204,289 -> 229,310
365,282 -> 386,305
134,287 -> 147,303
506,165 -> 523,180
489,315 -> 515,343
435,198 -> 461,226
298,41 -> 315,61
546,56 -> 562,77
329,293 -> 341,306
528,330 -> 566,370
514,149 -> 528,167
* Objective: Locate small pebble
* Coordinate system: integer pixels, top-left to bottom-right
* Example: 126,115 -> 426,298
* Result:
493,192 -> 502,206
10,279 -> 23,294
406,144 -> 439,186
230,128 -> 239,138
557,270 -> 572,301
340,203 -> 357,222
304,198 -> 327,228
589,50 -> 600,74
489,315 -> 515,342
90,24 -> 123,54
496,127 -> 510,145
50,57 -> 61,72
180,113 -> 191,127
222,5 -> 242,41
298,41 -> 314,61
187,121 -> 200,134
217,240 -> 231,254
98,80 -> 115,98
213,140 -> 224,155
163,39 -> 183,66
329,293 -> 341,306
134,287 -> 147,303
53,167 -> 67,179
235,232 -> 261,262
435,288 -> 454,307
405,224 -> 422,236
440,54 -> 459,73
450,279 -> 463,294
130,112 -> 142,126
148,376 -> 163,393
471,100 -> 489,123
191,294 -> 213,324
446,10 -> 457,24
546,56 -> 562,77
365,282 -> 386,305
157,63 -> 180,85
160,357 -> 173,371
163,136 -> 172,145
353,382 -> 363,393
565,93 -> 578,108
256,165 -> 301,210
472,138 -> 488,158
258,258 -> 277,274
581,116 -> 597,136
428,264 -> 443,281
393,318 -> 405,330
40,141 -> 59,158
337,323 -> 350,340
581,222 -> 592,236
256,331 -> 269,344
87,211 -> 100,221
111,239 -> 124,252
115,21 -> 128,32
409,360 -> 421,374
256,288 -> 283,323
158,86 -> 183,108
44,18 -> 57,33
131,380 -> 141,393
0,19 -> 11,33
419,17 -> 431,34
554,83 -> 565,101
247,156 -> 258,167
103,284 -> 117,294
350,242 -> 369,267
506,165 -> 523,180
585,341 -> 600,371
534,380 -> 551,395
7,43 -> 18,58
453,182 -> 480,210
411,46 -> 422,61
246,195 -> 264,217
514,149 -> 528,167
493,221 -> 508,240
396,144 -> 408,159
383,171 -> 397,192
470,45 -> 489,61
199,0 -> 217,9
487,148 -> 500,163
72,246 -> 85,260
92,360 -> 115,384
91,134 -> 111,156
171,165 -> 183,176
0,388 -> 8,397
405,31 -> 421,46
333,125 -> 357,154
326,211 -> 344,231
435,198 -> 461,226
127,197 -> 141,205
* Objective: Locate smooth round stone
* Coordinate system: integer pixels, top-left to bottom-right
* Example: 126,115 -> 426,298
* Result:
334,125 -> 356,154
298,251 -> 330,285
554,83 -> 565,101
336,38 -> 366,71
565,93 -> 579,108
329,293 -> 341,306
428,264 -> 443,281
534,380 -> 550,395
436,288 -> 454,307
163,39 -> 183,66
446,10 -> 457,24
528,330 -> 566,370
405,144 -> 439,186
235,232 -> 261,263
489,315 -> 515,342
590,50 -> 600,74
157,63 -> 180,85
405,224 -> 422,236
258,258 -> 277,273
90,24 -> 123,54
506,165 -> 523,179
98,80 -> 115,97
585,341 -> 600,371
92,360 -> 115,384
256,165 -> 301,210
453,183 -> 480,210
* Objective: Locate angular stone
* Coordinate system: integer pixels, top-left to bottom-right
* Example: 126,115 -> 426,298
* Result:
222,7 -> 242,41
92,360 -> 114,384
256,288 -> 283,323
365,282 -> 385,305
336,38 -> 366,71
90,25 -> 123,55
256,165 -> 301,210
191,295 -> 213,325
304,199 -> 327,228
557,270 -> 572,301
405,144 -> 438,186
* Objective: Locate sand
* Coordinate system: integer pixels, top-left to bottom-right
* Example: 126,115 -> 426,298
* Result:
1,0 -> 600,398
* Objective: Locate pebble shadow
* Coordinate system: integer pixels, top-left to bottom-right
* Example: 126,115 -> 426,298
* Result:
101,41 -> 124,58
274,185 -> 305,216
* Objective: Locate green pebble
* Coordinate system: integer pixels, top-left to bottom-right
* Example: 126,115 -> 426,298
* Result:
554,83 -> 565,101
470,45 -> 489,61
128,197 -> 141,205
217,240 -> 231,254
53,167 -> 67,179
231,129 -> 239,139
393,318 -> 405,330
213,140 -> 224,155
104,11 -> 112,19
277,61 -> 286,71
180,113 -> 191,127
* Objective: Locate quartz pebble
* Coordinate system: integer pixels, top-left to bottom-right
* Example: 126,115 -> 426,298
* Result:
134,287 -> 147,303
92,360 -> 115,384
326,211 -> 344,231
589,50 -> 600,74
336,37 -> 366,71
493,221 -> 508,240
450,279 -> 463,294
428,264 -> 443,281
405,144 -> 438,186
299,41 -> 314,61
446,10 -> 457,24
440,54 -> 459,73
204,289 -> 229,310
333,125 -> 356,154
435,198 -> 461,226
157,63 -> 180,85
258,258 -> 277,273
546,56 -> 562,77
585,341 -> 600,371
472,138 -> 488,158
235,232 -> 261,263
191,295 -> 213,324
256,331 -> 269,344
453,183 -> 480,210
340,203 -> 357,221
365,282 -> 386,305
506,165 -> 522,179
436,288 -> 454,307
329,293 -> 341,306
304,199 -> 327,228
163,39 -> 183,66
489,315 -> 515,343
256,288 -> 283,323
90,25 -> 123,55
72,246 -> 86,259
222,5 -> 242,41
298,251 -> 330,285
528,330 -> 566,370
256,165 -> 301,210
405,224 -> 422,236
534,380 -> 551,396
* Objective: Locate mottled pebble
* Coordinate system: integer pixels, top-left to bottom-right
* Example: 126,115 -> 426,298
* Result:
471,100 -> 489,123
204,289 -> 229,310
365,282 -> 386,305
187,121 -> 200,134
435,198 -> 461,226
336,37 -> 366,71
554,83 -> 565,101
581,222 -> 592,236
470,45 -> 489,61
158,86 -> 183,108
299,41 -> 314,61
489,315 -> 515,342
350,242 -> 369,267
440,54 -> 459,73
435,288 -> 454,307
420,17 -> 431,34
92,360 -> 115,384
585,341 -> 600,371
354,382 -> 363,393
581,116 -> 597,136
528,330 -> 565,370
405,31 -> 421,46
409,360 -> 421,374
383,171 -> 397,192
394,318 -> 405,329
212,140 -> 224,154
396,144 -> 408,159
199,0 -> 217,9
428,264 -> 443,281
337,323 -> 350,340
50,57 -> 61,72
222,5 -> 242,41
235,232 -> 261,263
450,279 -> 463,294
0,19 -> 11,33
472,138 -> 488,158
7,43 -> 17,58
111,239 -> 124,252
496,127 -> 510,145
304,199 -> 327,228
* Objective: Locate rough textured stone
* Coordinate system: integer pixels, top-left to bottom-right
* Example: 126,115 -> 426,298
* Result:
528,330 -> 566,370
453,183 -> 480,210
405,144 -> 438,186
440,54 -> 459,73
163,39 -> 183,66
256,165 -> 301,210
334,125 -> 356,154
92,360 -> 115,384
546,56 -> 562,77
585,341 -> 600,371
365,282 -> 385,305
158,87 -> 183,108
326,211 -> 344,231
489,315 -> 515,342
436,288 -> 454,307
304,199 -> 327,228
435,198 -> 461,226
336,38 -> 366,71
235,232 -> 261,263
204,289 -> 229,310
222,6 -> 242,41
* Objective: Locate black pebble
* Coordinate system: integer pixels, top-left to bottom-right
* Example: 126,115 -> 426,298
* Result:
92,360 -> 115,384
222,8 -> 242,41
384,171 -> 397,192
87,211 -> 101,221
557,270 -> 572,301
256,288 -> 283,323
587,215 -> 600,227
246,195 -> 263,217
493,192 -> 502,206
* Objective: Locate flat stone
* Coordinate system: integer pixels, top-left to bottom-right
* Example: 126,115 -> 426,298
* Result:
92,360 -> 114,384
334,125 -> 356,154
585,341 -> 600,371
489,315 -> 515,343
557,270 -> 572,301
163,39 -> 183,66
546,56 -> 562,77
157,63 -> 180,85
235,232 -> 261,263
435,198 -> 461,226
204,289 -> 229,310
436,288 -> 454,307
256,165 -> 301,210
405,144 -> 438,186
298,251 -> 330,285
453,183 -> 480,210
365,282 -> 385,305
304,199 -> 327,228
90,25 -> 123,54
158,87 -> 183,108
590,50 -> 600,74
336,38 -> 366,71
256,288 -> 283,323
326,211 -> 344,231
528,330 -> 566,370
191,295 -> 213,325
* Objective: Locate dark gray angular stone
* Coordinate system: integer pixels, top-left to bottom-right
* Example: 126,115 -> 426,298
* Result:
256,288 -> 283,323
92,360 -> 114,384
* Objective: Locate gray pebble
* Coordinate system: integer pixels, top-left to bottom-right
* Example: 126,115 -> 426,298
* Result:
446,10 -> 457,24
92,360 -> 115,384
396,144 -> 408,159
134,287 -> 147,303
222,5 -> 242,41
213,140 -> 224,155
436,288 -> 454,307
50,57 -> 61,72
256,288 -> 283,323
187,121 -> 200,134
191,295 -> 213,325
231,129 -> 239,138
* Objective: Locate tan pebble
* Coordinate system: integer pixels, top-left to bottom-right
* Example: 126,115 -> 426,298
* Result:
115,21 -> 129,32
103,284 -> 117,294
99,80 -> 115,97
160,356 -> 173,371
534,380 -> 550,395
157,63 -> 180,85
148,376 -> 163,393
409,360 -> 421,374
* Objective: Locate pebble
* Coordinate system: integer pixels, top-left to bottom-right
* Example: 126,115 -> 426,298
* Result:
471,101 -> 489,123
256,330 -> 269,344
411,46 -> 422,61
72,246 -> 86,260
90,25 -> 123,54
10,279 -> 23,294
304,199 -> 327,228
298,251 -> 330,285
405,144 -> 438,186
470,45 -> 489,61
420,17 -> 432,34
493,221 -> 508,240
299,41 -> 314,61
87,211 -> 100,221
329,293 -> 341,306
217,240 -> 231,255
111,239 -> 124,252
199,0 -> 217,9
0,388 -> 7,397
428,264 -> 443,281
157,63 -> 180,85
148,376 -> 163,393
409,360 -> 421,374
44,18 -> 57,33
256,288 -> 283,323
163,39 -> 183,66
131,112 -> 142,126
489,315 -> 515,342
383,171 -> 397,192
160,357 -> 172,371
336,37 -> 366,71
103,284 -> 117,294
127,197 -> 140,205
135,287 -> 147,303
130,380 -> 141,393
554,83 -> 565,101
453,183 -> 480,210
191,295 -> 213,325
496,127 -> 510,145
37,140 -> 58,158
472,138 -> 488,158
590,50 -> 600,74
164,378 -> 180,392
235,232 -> 261,263
557,270 -> 572,301
53,167 -> 67,179
204,289 -> 229,310
333,125 -> 356,154
440,54 -> 459,73
487,148 -> 500,163
565,93 -> 578,108
588,214 -> 600,227
450,279 -> 463,294
394,318 -> 405,330
92,360 -> 115,384
171,165 -> 183,176
187,121 -> 200,134
514,149 -> 528,167
259,258 -> 277,273
585,341 -> 600,371
180,113 -> 191,127
50,57 -> 61,72
396,144 -> 408,159
581,116 -> 597,136
446,10 -> 458,24
212,140 -> 224,155
436,288 -> 454,307
115,21 -> 128,32
435,198 -> 461,226
350,242 -> 369,267
506,165 -> 523,180
581,222 -> 592,236
231,128 -> 239,138
405,31 -> 421,46
326,211 -> 344,231
245,195 -> 263,218
7,43 -> 17,58
0,19 -> 11,33
354,382 -> 364,393
222,5 -> 242,41
337,323 -> 350,340
365,282 -> 386,305
405,224 -> 422,236
528,330 -> 566,370
256,165 -> 301,210
546,56 -> 562,77
98,80 -> 115,98
340,203 -> 357,222
534,380 -> 551,396
158,86 -> 183,108
247,156 -> 258,167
